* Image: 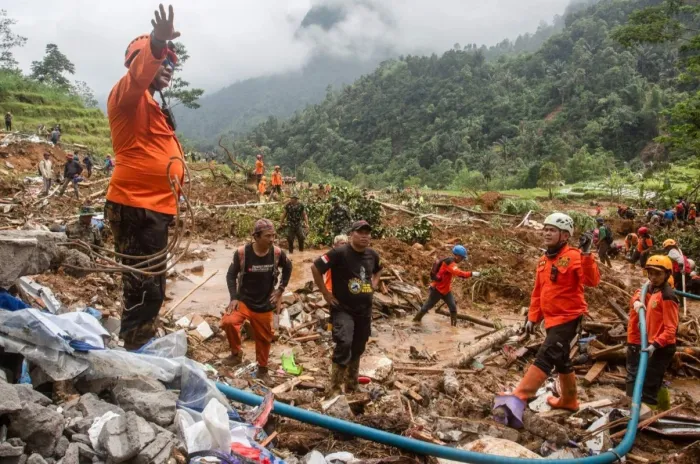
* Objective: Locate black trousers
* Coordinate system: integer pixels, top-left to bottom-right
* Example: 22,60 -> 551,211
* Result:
626,343 -> 676,405
287,224 -> 304,253
419,287 -> 457,314
534,317 -> 581,375
5,122 -> 10,131
598,241 -> 612,267
105,201 -> 172,350
331,305 -> 372,366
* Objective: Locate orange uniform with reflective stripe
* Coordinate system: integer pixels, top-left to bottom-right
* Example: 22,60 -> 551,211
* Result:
106,37 -> 184,215
255,160 -> 264,175
528,245 -> 600,329
629,284 -> 678,347
271,172 -> 283,186
430,259 -> 473,295
637,236 -> 653,253
258,179 -> 267,195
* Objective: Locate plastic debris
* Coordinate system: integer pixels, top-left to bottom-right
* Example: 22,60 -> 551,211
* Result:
17,276 -> 63,314
281,350 -> 303,376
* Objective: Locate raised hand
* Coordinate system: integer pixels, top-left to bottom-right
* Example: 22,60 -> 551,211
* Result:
151,4 -> 181,42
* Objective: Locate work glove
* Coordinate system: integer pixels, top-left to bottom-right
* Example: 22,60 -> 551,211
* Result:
633,301 -> 644,312
471,271 -> 481,277
578,232 -> 593,254
450,313 -> 457,327
524,320 -> 535,334
642,345 -> 656,356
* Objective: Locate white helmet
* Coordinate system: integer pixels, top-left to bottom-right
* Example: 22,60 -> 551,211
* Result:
544,212 -> 574,235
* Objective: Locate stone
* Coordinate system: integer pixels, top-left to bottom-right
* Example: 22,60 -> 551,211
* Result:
358,356 -> 393,382
112,387 -> 176,427
14,384 -> 53,407
97,416 -> 137,464
61,249 -> 94,279
27,454 -> 47,464
0,231 -> 69,287
54,437 -> 70,459
0,380 -> 23,414
69,435 -> 92,447
443,369 -> 460,396
76,377 -> 165,396
125,412 -> 156,452
0,442 -> 25,457
62,444 -> 80,464
133,433 -> 173,464
9,403 -> 65,457
320,395 -> 354,421
76,394 -> 124,420
75,443 -> 101,463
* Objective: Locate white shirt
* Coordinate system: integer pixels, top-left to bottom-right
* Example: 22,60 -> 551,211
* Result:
668,248 -> 685,272
39,159 -> 53,178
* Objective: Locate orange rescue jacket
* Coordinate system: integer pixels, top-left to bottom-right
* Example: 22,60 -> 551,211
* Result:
528,245 -> 600,329
637,236 -> 653,253
430,258 -> 473,295
106,36 -> 184,215
255,160 -> 264,175
629,284 -> 679,347
258,180 -> 267,195
271,172 -> 283,186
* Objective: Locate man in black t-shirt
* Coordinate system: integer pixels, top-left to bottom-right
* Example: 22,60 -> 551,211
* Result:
312,220 -> 383,396
222,218 -> 292,381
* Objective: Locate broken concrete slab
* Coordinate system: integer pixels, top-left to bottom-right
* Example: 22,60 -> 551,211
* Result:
76,393 -> 124,420
9,402 -> 65,457
13,384 -> 52,407
133,433 -> 174,464
75,376 -> 165,396
112,387 -> 176,426
53,436 -> 69,459
0,380 -> 23,414
0,230 -> 68,287
26,454 -> 47,464
359,356 -> 393,382
97,415 -> 138,464
0,441 -> 25,458
75,443 -> 101,462
62,443 -> 79,464
320,395 -> 354,421
125,411 -> 156,452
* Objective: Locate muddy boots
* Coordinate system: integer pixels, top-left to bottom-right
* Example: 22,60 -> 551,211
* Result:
412,310 -> 427,323
511,365 -> 548,401
328,363 -> 346,397
221,351 -> 243,367
547,372 -> 579,411
256,365 -> 271,384
345,358 -> 360,393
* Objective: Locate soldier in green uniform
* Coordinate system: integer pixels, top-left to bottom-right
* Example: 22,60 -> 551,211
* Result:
281,194 -> 309,254
326,196 -> 353,237
65,206 -> 103,247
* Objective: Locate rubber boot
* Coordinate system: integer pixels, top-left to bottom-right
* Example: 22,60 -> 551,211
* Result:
412,311 -> 427,323
221,351 -> 243,367
256,365 -> 271,384
547,372 -> 579,411
345,358 -> 360,393
327,363 -> 346,397
509,365 -> 548,401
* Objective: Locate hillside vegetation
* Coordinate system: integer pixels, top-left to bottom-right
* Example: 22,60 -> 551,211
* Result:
0,70 -> 111,153
227,0 -> 683,190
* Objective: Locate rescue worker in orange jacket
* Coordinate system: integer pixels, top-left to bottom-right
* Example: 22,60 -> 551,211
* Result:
412,245 -> 481,326
271,166 -> 283,198
626,256 -> 679,406
258,177 -> 267,199
624,233 -> 639,270
632,227 -> 654,269
255,154 -> 264,184
495,213 -> 600,423
688,203 -> 697,224
105,5 -> 183,350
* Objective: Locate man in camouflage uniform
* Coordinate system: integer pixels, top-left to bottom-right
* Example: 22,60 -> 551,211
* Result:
326,196 -> 353,237
281,193 -> 309,253
65,206 -> 103,247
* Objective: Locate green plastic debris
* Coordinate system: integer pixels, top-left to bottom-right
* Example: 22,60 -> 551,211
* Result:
281,351 -> 303,376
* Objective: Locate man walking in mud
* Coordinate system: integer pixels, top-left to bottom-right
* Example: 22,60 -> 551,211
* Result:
105,4 -> 185,350
221,219 -> 292,382
281,194 -> 309,253
326,196 -> 353,237
311,220 -> 383,396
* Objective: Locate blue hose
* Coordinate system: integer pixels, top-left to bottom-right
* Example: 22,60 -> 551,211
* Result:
217,284 -> 650,463
674,289 -> 700,301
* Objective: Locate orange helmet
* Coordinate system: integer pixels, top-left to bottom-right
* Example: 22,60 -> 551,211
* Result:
645,255 -> 673,272
124,35 -> 178,68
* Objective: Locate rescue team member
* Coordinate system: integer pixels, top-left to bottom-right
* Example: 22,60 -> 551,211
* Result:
65,206 -> 103,248
325,234 -> 348,292
221,219 -> 292,381
496,213 -> 600,417
688,203 -> 696,224
105,5 -> 184,350
255,154 -> 264,184
58,153 -> 83,199
624,233 -> 638,259
280,194 -> 309,254
257,176 -> 267,201
326,196 -> 353,237
412,245 -> 481,326
663,239 -> 689,291
38,152 -> 54,196
632,227 -> 654,269
626,256 -> 679,407
311,220 -> 382,396
271,166 -> 283,198
596,217 -> 613,268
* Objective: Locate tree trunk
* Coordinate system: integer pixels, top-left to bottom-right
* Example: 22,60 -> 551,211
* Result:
452,325 -> 519,368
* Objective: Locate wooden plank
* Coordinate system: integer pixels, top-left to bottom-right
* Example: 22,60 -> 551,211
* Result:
260,431 -> 278,447
394,366 -> 475,375
539,398 -> 614,418
608,298 -> 629,324
394,381 -> 424,402
584,361 -> 608,386
591,343 -> 625,360
292,334 -> 321,343
271,375 -> 314,394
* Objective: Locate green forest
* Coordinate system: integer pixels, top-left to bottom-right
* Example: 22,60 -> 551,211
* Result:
223,0 -> 697,191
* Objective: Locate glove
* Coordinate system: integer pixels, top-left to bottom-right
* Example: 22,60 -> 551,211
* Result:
633,301 -> 643,312
579,232 -> 593,254
524,320 -> 535,334
450,313 -> 457,327
471,271 -> 481,277
642,345 -> 656,356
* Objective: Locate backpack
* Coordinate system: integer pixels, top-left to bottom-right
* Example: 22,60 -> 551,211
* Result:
236,244 -> 282,293
430,257 -> 453,282
602,225 -> 614,245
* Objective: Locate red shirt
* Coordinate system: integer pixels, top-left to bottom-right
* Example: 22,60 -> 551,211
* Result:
430,258 -> 473,295
529,245 -> 600,329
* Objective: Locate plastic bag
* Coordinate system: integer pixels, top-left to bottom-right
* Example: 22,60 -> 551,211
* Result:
178,358 -> 236,417
203,398 -> 230,452
138,330 -> 187,358
0,333 -> 89,381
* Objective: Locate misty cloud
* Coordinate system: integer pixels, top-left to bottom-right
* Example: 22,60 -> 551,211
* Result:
6,0 -> 571,96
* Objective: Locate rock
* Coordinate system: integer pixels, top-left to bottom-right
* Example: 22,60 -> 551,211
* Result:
77,394 -> 124,420
62,444 -> 79,464
0,380 -> 23,414
27,454 -> 47,464
75,443 -> 101,463
436,430 -> 464,442
112,387 -> 176,426
320,395 -> 354,421
61,249 -> 94,278
54,437 -> 70,459
359,356 -> 393,382
301,450 -> 325,464
443,369 -> 460,396
0,442 -> 25,457
9,403 -> 65,457
76,377 -> 165,396
281,291 -> 296,305
14,384 -> 52,407
133,433 -> 174,464
69,435 -> 92,447
463,437 -> 541,459
125,412 -> 156,452
97,415 -> 138,464
0,230 -> 69,287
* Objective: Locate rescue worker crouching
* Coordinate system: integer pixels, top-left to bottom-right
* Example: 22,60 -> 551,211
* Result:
412,245 -> 480,326
494,213 -> 600,427
65,206 -> 103,248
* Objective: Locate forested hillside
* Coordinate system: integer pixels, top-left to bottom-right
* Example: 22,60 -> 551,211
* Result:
228,0 -> 682,190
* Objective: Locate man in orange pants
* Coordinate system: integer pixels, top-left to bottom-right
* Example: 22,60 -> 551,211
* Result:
271,166 -> 283,199
221,219 -> 292,382
494,213 -> 600,427
255,154 -> 264,184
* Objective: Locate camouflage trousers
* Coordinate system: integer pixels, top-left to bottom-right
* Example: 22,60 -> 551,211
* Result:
105,201 -> 172,350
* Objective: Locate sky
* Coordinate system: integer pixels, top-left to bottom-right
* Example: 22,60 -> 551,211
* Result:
4,0 -> 572,97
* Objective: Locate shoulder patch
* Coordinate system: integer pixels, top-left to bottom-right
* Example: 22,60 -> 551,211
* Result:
556,256 -> 571,268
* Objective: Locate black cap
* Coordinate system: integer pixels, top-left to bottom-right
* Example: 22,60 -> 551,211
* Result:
350,220 -> 372,232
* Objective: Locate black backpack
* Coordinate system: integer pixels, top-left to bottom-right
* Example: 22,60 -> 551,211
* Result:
602,225 -> 614,245
430,257 -> 453,281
